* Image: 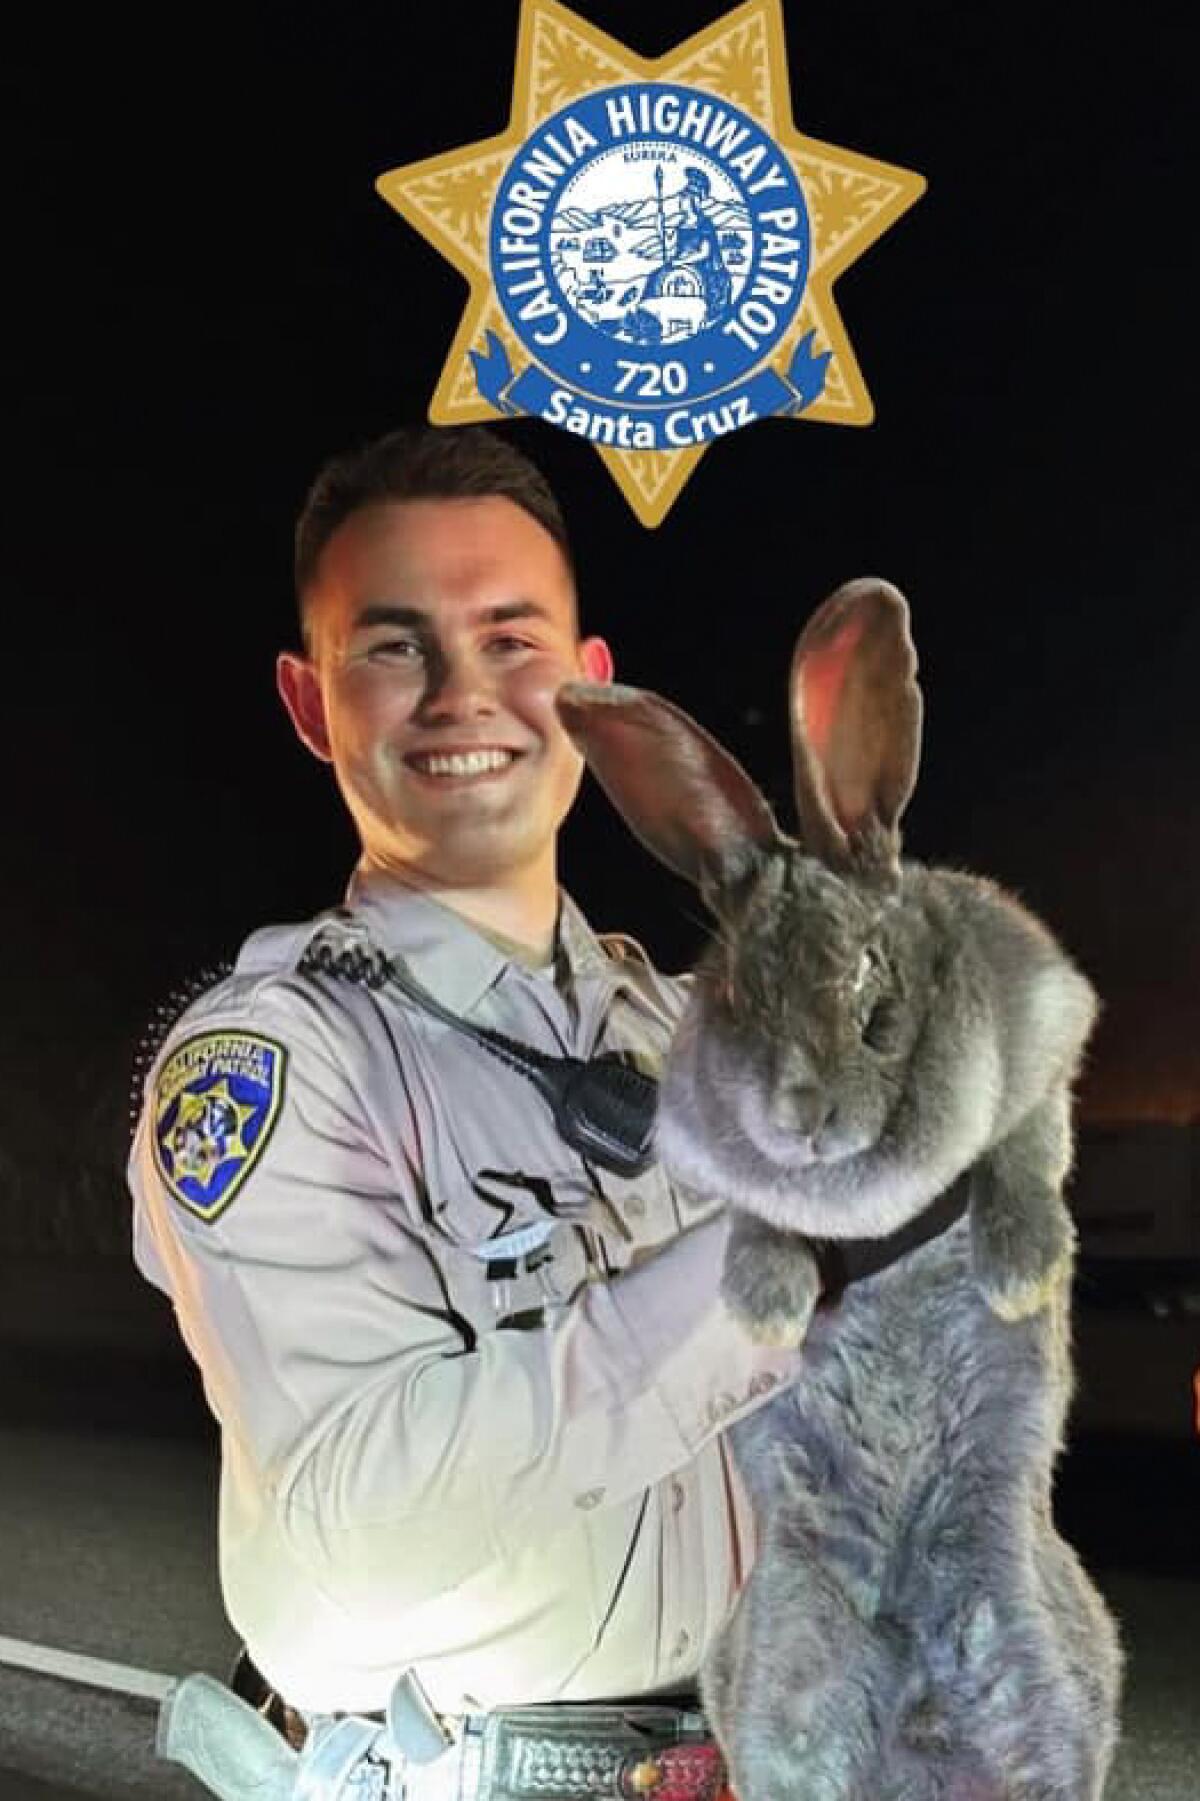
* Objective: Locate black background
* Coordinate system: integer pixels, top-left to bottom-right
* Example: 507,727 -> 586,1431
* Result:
10,1 -> 1199,1239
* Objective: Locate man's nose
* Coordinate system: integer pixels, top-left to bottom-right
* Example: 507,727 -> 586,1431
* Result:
416,648 -> 497,719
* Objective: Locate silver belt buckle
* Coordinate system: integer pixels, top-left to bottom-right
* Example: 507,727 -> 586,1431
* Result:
473,1703 -> 718,1800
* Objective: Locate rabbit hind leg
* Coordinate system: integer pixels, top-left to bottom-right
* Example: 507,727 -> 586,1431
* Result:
949,1593 -> 1113,1801
704,1556 -> 909,1801
1019,1527 -> 1122,1799
883,1737 -> 1006,1801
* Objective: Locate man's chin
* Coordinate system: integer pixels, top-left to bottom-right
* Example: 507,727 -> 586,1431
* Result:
381,816 -> 551,890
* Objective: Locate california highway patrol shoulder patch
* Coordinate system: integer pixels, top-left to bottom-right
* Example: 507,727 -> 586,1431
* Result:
152,1031 -> 286,1221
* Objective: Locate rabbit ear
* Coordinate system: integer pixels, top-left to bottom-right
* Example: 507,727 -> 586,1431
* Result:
789,578 -> 923,876
556,681 -> 783,897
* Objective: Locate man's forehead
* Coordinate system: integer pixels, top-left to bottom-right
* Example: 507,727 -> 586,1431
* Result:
325,498 -> 567,583
307,496 -> 578,642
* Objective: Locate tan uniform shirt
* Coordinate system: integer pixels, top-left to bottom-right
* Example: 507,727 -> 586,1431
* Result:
129,871 -> 799,1714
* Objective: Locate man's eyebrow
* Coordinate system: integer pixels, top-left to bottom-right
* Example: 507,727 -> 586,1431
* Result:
351,600 -> 553,632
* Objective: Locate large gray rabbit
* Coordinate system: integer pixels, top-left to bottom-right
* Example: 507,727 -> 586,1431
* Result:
557,579 -> 1121,1801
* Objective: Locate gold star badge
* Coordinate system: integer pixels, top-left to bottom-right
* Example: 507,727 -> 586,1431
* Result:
169,1080 -> 255,1190
376,0 -> 925,526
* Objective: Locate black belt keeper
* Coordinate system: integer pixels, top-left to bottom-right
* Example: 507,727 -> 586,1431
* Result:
228,1648 -> 309,1749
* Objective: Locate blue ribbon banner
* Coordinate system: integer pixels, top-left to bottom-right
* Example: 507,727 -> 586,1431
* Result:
469,330 -> 831,449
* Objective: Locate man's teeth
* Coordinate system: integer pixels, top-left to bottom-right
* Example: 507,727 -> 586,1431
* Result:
413,749 -> 516,777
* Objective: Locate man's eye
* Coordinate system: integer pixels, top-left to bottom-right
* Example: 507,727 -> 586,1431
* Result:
487,634 -> 536,654
367,638 -> 423,660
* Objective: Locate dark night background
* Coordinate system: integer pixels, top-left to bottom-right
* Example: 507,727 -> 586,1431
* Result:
8,0 -> 1199,1241
4,13 -> 1200,1788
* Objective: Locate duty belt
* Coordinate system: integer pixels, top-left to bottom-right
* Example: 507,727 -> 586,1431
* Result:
160,1666 -> 732,1801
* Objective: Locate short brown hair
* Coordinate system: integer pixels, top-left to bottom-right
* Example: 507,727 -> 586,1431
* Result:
294,425 -> 574,648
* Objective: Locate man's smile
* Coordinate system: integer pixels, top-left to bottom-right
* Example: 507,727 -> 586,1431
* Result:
403,746 -> 526,781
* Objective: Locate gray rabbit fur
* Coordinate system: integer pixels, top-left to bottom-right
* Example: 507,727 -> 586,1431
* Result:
557,579 -> 1121,1801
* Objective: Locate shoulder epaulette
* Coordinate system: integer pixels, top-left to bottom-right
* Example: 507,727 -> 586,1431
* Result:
129,914 -> 335,1147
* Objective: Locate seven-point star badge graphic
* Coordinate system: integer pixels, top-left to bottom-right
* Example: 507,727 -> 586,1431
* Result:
376,0 -> 926,527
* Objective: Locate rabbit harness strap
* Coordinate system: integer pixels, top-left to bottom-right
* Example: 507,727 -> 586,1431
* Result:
811,1170 -> 974,1306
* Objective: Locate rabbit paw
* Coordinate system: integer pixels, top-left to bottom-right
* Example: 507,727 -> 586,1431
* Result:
972,1188 -> 1076,1321
722,1213 -> 820,1347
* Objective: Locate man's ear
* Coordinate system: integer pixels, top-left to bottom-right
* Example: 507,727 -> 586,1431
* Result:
578,636 -> 614,684
276,652 -> 334,763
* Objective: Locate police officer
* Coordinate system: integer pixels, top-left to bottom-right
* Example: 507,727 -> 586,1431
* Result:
129,427 -> 801,1795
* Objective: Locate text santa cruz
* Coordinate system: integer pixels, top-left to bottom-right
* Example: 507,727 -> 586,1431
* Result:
486,82 -> 813,450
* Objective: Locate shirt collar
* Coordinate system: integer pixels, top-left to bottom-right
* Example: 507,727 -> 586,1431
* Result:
341,868 -> 615,1015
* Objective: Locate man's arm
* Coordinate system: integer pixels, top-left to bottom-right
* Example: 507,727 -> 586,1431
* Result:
131,977 -> 798,1618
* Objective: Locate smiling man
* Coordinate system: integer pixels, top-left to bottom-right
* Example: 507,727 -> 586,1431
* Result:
277,452 -> 612,954
129,427 -> 800,1799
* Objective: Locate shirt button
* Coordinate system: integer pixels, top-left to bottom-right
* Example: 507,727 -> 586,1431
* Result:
576,1487 -> 605,1511
708,1391 -> 737,1426
670,1479 -> 686,1513
671,1629 -> 691,1661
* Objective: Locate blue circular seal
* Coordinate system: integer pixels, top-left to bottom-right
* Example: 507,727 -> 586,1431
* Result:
488,82 -> 811,449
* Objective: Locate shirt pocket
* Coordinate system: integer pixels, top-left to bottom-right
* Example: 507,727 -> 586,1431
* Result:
591,1154 -> 703,1265
427,1160 -> 619,1330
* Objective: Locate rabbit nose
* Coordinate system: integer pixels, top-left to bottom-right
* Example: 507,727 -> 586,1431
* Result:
768,1082 -> 831,1138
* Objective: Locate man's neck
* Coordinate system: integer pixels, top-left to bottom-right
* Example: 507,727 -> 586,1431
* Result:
358,854 -> 560,964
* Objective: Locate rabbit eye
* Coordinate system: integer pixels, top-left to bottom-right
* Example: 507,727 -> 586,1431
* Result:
862,996 -> 900,1053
